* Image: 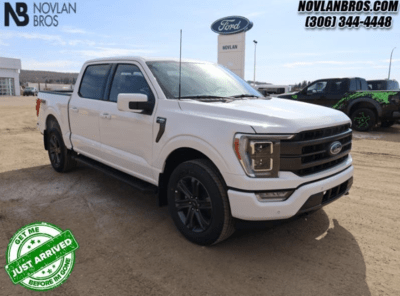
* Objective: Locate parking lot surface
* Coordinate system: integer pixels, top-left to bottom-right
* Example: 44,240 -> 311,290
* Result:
1,96 -> 399,295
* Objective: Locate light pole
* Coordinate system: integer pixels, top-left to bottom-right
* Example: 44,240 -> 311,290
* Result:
253,40 -> 257,85
388,47 -> 396,80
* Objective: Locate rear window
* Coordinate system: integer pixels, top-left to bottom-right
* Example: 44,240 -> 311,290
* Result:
388,81 -> 399,90
79,64 -> 111,100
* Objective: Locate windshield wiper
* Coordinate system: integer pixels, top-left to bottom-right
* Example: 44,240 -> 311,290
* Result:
179,95 -> 229,99
230,94 -> 260,98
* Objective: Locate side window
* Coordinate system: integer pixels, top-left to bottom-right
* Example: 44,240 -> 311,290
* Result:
79,64 -> 111,100
329,80 -> 348,93
355,79 -> 367,90
360,79 -> 368,90
306,81 -> 328,94
109,64 -> 155,103
355,79 -> 360,90
349,79 -> 357,91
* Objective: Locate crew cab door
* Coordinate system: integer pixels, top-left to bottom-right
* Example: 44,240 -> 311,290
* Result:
69,63 -> 112,159
297,80 -> 329,106
323,79 -> 349,107
97,63 -> 157,183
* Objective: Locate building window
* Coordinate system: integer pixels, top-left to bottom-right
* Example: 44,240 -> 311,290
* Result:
0,78 -> 15,96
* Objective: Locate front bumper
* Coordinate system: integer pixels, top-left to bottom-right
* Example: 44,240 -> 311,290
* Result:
228,165 -> 353,221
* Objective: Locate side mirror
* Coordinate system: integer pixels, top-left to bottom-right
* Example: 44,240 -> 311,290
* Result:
117,93 -> 150,113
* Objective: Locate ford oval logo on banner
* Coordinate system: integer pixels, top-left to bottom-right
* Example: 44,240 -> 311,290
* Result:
211,16 -> 253,35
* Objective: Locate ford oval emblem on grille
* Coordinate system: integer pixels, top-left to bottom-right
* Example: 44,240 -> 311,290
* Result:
329,141 -> 342,156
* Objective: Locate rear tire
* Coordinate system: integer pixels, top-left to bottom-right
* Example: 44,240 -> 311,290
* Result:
46,120 -> 76,173
381,120 -> 395,128
351,108 -> 376,132
167,159 -> 235,245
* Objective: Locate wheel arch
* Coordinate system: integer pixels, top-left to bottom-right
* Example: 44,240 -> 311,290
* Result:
157,147 -> 226,207
43,114 -> 59,150
346,98 -> 382,119
43,108 -> 72,150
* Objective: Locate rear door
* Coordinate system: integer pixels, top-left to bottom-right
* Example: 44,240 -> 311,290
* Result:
322,79 -> 349,107
69,63 -> 112,159
97,63 -> 157,183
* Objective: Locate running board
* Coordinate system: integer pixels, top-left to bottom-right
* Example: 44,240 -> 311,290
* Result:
73,155 -> 158,194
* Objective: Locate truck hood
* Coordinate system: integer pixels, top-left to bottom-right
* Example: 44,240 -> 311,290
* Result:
178,98 -> 350,134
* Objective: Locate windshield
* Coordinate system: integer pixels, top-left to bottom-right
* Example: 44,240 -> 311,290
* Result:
146,61 -> 262,99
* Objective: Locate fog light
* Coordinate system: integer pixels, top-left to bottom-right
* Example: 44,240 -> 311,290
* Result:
256,190 -> 294,202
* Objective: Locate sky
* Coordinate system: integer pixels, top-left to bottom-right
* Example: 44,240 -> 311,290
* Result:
0,0 -> 399,85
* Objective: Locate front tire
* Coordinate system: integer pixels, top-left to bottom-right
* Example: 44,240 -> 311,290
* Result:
167,159 -> 235,245
46,121 -> 76,173
351,108 -> 376,132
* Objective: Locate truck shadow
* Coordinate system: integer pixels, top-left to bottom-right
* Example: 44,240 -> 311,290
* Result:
0,164 -> 371,296
219,213 -> 371,295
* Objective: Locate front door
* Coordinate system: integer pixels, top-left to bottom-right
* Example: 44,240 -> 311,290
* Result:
298,80 -> 329,106
98,63 -> 157,183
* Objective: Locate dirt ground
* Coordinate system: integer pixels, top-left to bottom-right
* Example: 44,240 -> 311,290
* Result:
0,96 -> 399,296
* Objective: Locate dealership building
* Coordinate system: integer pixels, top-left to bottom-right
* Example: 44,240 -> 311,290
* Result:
0,57 -> 21,96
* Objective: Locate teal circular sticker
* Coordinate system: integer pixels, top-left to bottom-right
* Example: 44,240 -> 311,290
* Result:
5,222 -> 79,291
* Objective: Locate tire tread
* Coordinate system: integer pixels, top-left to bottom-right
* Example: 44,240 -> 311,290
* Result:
189,159 -> 235,245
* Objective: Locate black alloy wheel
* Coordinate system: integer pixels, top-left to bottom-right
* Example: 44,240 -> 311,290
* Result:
46,121 -> 76,173
351,108 -> 376,132
167,159 -> 235,245
174,177 -> 213,233
49,134 -> 62,168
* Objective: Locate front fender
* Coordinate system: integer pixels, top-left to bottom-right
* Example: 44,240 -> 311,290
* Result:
153,135 -> 244,180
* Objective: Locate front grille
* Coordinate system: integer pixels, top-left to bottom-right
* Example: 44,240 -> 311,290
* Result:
280,124 -> 352,176
289,124 -> 350,141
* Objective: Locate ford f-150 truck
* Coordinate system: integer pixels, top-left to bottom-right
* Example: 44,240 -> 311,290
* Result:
36,57 -> 354,245
276,77 -> 400,131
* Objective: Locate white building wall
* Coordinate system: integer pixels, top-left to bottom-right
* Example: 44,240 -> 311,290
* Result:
27,83 -> 74,91
217,32 -> 246,79
0,57 -> 21,96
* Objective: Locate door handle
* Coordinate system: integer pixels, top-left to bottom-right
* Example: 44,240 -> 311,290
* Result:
100,113 -> 111,119
71,107 -> 78,112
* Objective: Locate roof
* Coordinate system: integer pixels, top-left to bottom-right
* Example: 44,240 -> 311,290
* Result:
85,56 -> 214,64
313,77 -> 364,81
255,84 -> 290,88
0,57 -> 22,70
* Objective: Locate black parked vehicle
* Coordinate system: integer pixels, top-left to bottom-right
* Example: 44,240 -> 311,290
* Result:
367,79 -> 399,91
277,77 -> 400,131
23,87 -> 38,96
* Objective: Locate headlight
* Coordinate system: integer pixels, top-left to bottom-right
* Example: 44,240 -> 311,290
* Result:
233,133 -> 294,178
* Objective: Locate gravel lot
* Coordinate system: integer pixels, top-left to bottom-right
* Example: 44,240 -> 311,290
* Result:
1,96 -> 399,296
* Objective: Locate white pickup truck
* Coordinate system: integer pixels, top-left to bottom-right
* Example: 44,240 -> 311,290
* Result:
36,57 -> 354,245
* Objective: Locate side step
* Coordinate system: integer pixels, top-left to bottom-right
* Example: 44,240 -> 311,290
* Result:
73,154 -> 158,194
